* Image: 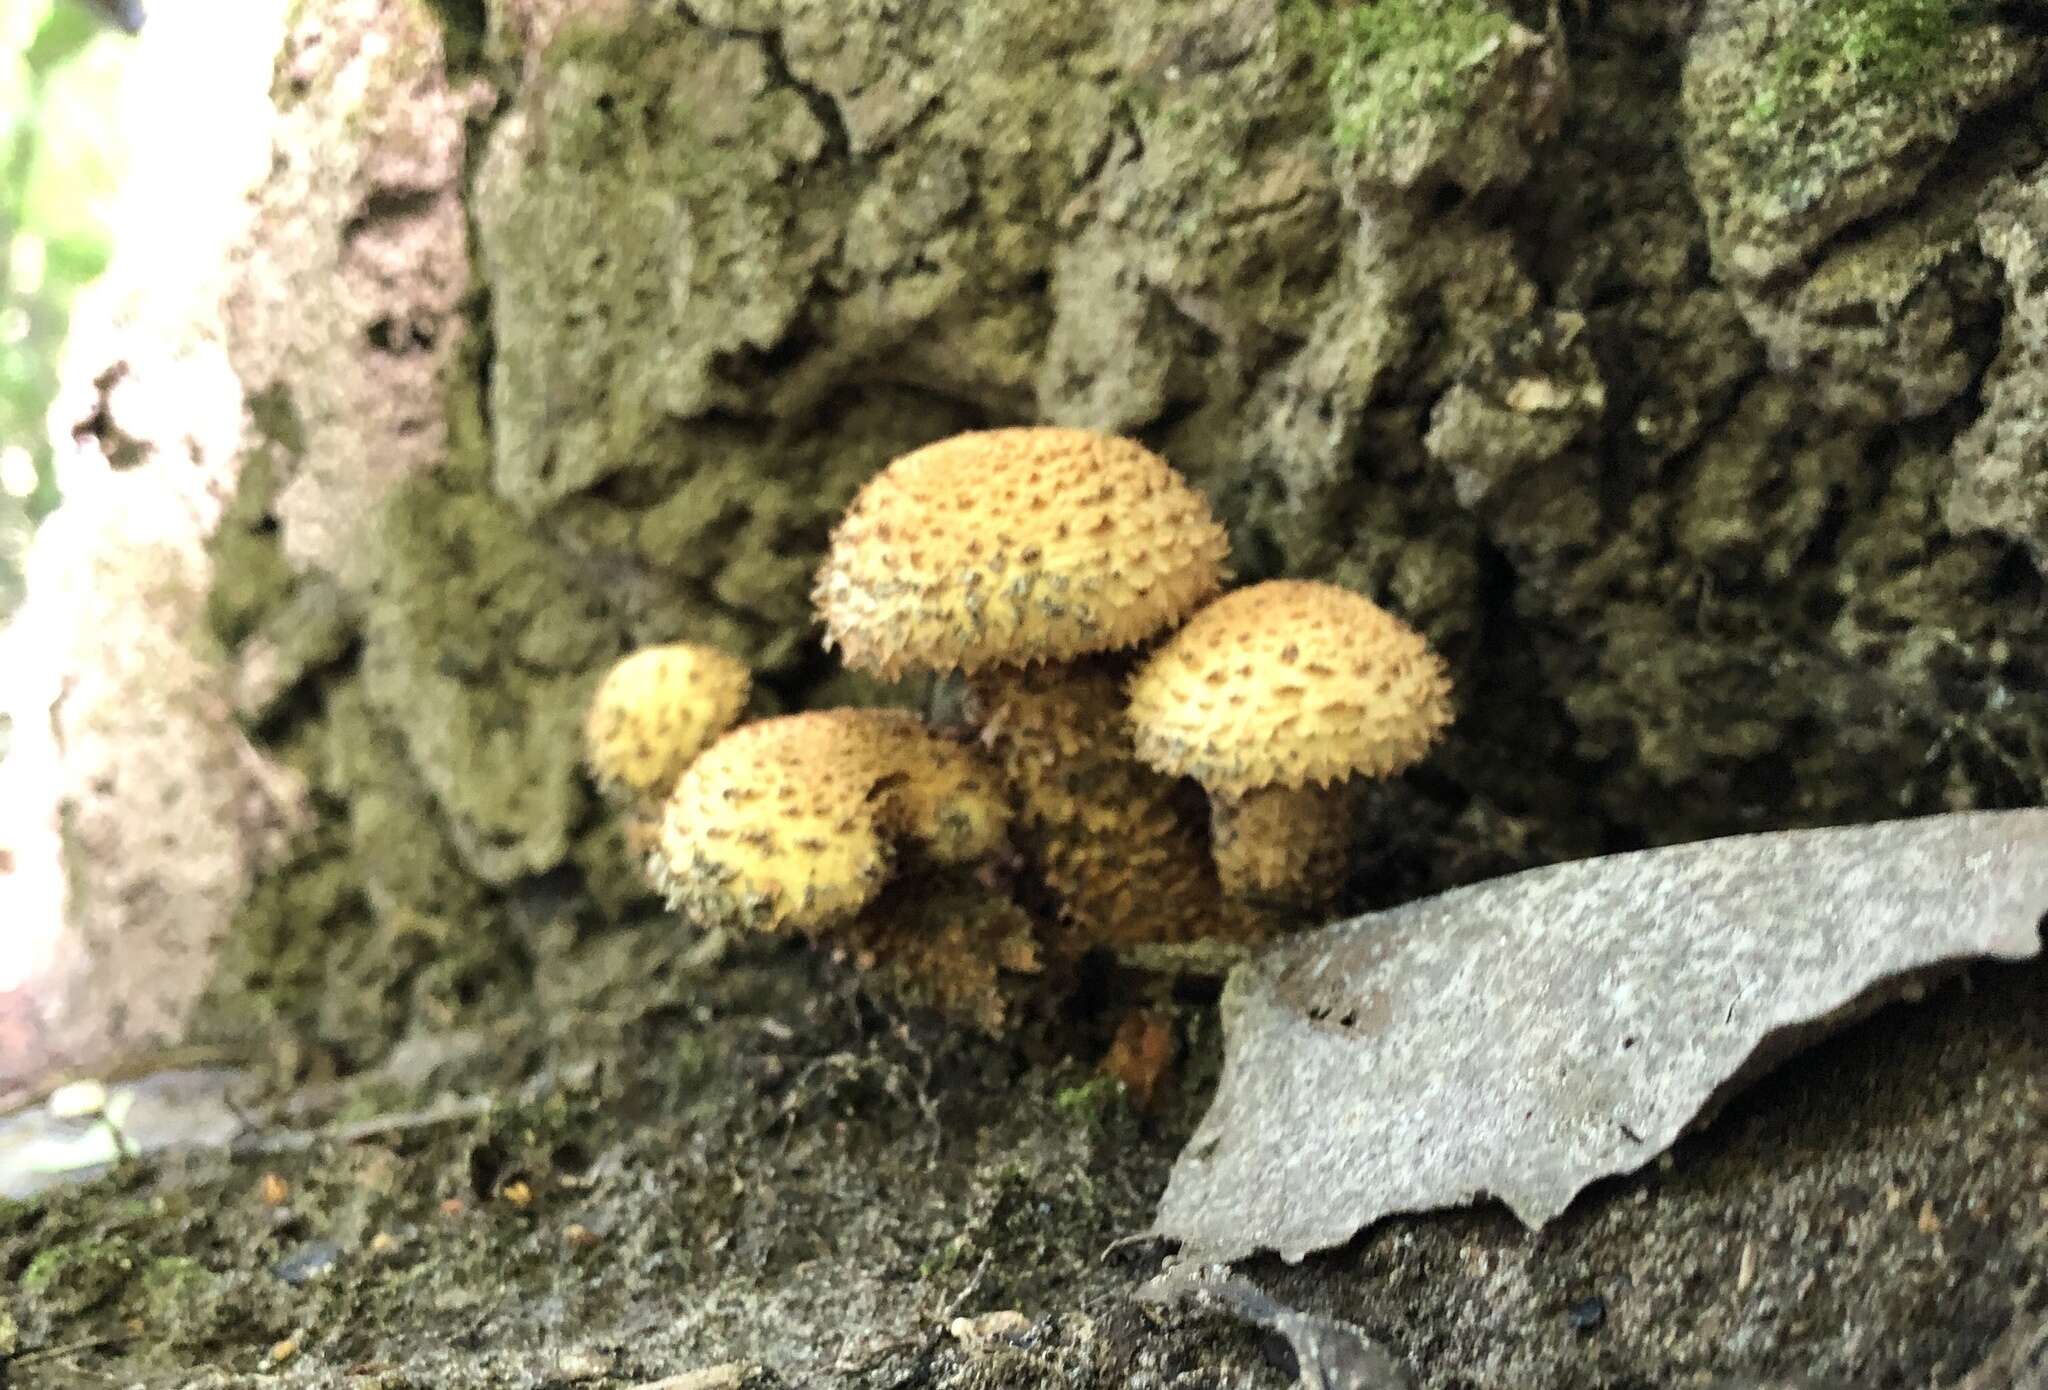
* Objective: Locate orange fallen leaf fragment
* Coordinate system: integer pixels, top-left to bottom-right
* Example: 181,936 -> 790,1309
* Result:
1103,1009 -> 1178,1113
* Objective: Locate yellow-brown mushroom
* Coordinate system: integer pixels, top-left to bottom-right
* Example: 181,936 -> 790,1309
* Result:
1126,580 -> 1453,911
583,641 -> 752,862
651,708 -> 1010,938
815,426 -> 1229,678
814,426 -> 1258,949
583,642 -> 751,806
654,707 -> 1035,1030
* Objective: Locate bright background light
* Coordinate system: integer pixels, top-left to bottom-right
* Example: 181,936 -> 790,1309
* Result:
1,0 -> 290,1040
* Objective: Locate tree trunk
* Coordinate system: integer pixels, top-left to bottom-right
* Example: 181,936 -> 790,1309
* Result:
2,0 -> 2045,1380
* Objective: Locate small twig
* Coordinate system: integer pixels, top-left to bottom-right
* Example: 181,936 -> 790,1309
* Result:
228,1095 -> 499,1157
937,1252 -> 994,1322
12,1331 -> 133,1366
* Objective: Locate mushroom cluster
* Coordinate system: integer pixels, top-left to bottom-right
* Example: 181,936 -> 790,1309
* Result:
814,427 -> 1252,949
582,642 -> 1038,1029
582,426 -> 1454,1031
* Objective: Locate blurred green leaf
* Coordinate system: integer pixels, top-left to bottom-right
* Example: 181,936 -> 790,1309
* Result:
44,232 -> 108,281
1,0 -> 131,620
0,3 -> 55,78
23,6 -> 97,74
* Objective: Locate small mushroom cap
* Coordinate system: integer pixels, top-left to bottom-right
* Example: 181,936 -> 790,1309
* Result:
653,708 -> 1010,936
1126,580 -> 1453,796
814,427 -> 1230,678
584,643 -> 751,803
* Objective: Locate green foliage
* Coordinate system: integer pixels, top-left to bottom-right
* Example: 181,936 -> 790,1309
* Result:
2,0 -> 131,619
1291,0 -> 1517,151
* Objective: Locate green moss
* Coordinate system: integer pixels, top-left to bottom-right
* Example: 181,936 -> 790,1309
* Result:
20,1235 -> 144,1317
206,533 -> 294,651
1294,0 -> 1517,151
439,306 -> 494,489
196,821 -> 376,1054
1747,0 -> 1959,128
131,1255 -> 230,1344
1053,1075 -> 1125,1117
246,383 -> 307,460
136,1254 -> 213,1302
205,451 -> 296,649
355,474 -> 612,881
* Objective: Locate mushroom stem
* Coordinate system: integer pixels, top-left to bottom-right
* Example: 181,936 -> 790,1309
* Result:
1209,782 -> 1354,911
829,869 -> 1043,1035
965,657 -> 1265,952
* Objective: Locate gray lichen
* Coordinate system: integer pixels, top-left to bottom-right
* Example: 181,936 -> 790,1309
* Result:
1948,165 -> 2048,567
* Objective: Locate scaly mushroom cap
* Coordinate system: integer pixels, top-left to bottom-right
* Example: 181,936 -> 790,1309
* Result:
814,427 -> 1230,677
653,709 -> 1010,936
583,643 -> 751,803
1127,580 -> 1453,796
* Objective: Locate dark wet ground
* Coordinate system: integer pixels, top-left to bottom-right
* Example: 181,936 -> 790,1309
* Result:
0,931 -> 2042,1389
